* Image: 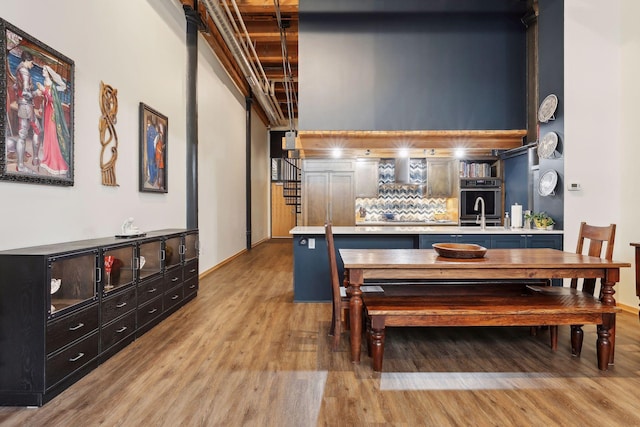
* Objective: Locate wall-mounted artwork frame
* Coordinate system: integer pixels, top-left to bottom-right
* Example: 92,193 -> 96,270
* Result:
139,102 -> 167,193
0,19 -> 75,186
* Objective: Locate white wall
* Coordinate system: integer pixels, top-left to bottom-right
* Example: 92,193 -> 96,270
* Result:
195,24 -> 270,271
0,1 -> 270,274
565,0 -> 638,309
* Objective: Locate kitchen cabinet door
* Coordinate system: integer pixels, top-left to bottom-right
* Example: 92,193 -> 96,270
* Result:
329,172 -> 355,225
303,172 -> 330,226
303,171 -> 355,226
355,160 -> 379,197
427,159 -> 456,197
491,234 -> 527,248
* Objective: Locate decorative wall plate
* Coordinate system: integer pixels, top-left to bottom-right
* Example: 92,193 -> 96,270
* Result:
538,131 -> 558,159
538,94 -> 558,123
538,170 -> 558,196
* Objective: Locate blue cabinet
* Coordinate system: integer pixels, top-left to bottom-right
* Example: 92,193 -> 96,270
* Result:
491,233 -> 562,249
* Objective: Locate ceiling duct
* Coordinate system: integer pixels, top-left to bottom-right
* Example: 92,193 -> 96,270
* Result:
201,0 -> 286,126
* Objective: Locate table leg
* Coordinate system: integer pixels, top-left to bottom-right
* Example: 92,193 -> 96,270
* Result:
370,319 -> 386,372
348,268 -> 363,363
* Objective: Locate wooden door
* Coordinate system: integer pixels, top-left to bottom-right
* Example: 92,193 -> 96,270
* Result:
271,182 -> 297,238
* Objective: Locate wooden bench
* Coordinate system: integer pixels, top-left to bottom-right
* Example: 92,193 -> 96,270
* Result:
362,285 -> 619,372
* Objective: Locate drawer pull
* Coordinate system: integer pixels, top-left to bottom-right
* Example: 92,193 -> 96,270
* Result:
116,302 -> 127,308
171,294 -> 179,300
148,308 -> 158,314
147,287 -> 157,293
116,326 -> 128,333
188,284 -> 196,289
69,323 -> 85,331
171,277 -> 179,282
69,352 -> 85,362
189,268 -> 197,273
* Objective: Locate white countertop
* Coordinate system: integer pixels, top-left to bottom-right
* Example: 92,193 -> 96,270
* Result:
290,226 -> 563,235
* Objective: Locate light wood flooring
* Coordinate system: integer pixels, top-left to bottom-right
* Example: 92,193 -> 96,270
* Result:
2,239 -> 640,426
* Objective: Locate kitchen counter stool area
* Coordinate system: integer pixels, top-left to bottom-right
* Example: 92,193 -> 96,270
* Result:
290,226 -> 563,302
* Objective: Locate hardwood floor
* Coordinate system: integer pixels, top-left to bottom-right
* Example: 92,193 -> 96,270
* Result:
2,239 -> 640,426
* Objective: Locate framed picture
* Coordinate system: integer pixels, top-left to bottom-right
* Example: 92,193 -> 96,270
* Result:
139,103 -> 167,193
0,19 -> 74,186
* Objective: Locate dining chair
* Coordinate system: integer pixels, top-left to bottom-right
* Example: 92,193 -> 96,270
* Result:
529,222 -> 616,355
326,222 -> 350,351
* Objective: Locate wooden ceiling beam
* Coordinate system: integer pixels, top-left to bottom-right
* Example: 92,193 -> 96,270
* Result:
296,130 -> 527,151
234,0 -> 298,14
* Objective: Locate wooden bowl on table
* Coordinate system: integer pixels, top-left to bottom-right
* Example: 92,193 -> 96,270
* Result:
432,243 -> 487,259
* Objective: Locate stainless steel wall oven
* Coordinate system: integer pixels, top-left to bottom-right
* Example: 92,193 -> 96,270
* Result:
459,178 -> 502,226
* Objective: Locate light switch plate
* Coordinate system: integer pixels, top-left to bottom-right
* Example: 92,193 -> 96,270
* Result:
308,238 -> 315,249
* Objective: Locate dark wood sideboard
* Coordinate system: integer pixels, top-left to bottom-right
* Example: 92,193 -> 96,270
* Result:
0,229 -> 199,406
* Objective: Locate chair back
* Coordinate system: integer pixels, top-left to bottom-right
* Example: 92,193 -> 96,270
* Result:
571,222 -> 616,294
325,223 -> 343,315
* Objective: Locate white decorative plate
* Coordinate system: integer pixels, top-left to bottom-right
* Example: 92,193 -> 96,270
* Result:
538,131 -> 558,159
538,94 -> 558,123
538,170 -> 558,196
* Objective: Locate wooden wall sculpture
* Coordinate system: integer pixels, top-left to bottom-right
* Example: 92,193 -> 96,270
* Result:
99,81 -> 119,186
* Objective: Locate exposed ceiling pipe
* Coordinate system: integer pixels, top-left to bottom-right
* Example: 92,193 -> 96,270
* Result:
274,0 -> 297,132
201,0 -> 285,126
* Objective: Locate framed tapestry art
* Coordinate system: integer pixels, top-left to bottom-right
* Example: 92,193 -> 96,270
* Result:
139,103 -> 167,193
0,19 -> 75,186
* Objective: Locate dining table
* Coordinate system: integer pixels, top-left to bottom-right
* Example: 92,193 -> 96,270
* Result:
339,247 -> 631,363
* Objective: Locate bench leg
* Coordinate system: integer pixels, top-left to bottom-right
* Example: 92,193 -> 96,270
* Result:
571,325 -> 584,356
596,313 -> 615,370
596,326 -> 612,371
370,316 -> 386,372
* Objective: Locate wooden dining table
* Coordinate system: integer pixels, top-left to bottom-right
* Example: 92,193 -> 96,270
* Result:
339,248 -> 631,363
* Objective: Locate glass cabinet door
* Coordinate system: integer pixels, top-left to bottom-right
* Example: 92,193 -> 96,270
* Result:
183,232 -> 198,263
49,250 -> 98,318
138,239 -> 162,281
102,244 -> 135,293
164,236 -> 181,270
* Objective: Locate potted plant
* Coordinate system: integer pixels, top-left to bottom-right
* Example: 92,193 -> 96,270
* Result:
531,212 -> 555,230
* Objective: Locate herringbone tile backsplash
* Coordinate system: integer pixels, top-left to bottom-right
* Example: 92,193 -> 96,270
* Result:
356,159 -> 448,222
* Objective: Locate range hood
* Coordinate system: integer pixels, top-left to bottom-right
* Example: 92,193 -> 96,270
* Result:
394,158 -> 411,184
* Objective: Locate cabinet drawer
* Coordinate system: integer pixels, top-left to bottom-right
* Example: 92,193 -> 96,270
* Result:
138,296 -> 163,327
165,267 -> 182,289
164,284 -> 183,311
102,287 -> 136,324
46,331 -> 99,389
101,312 -> 136,351
47,303 -> 99,354
184,276 -> 198,299
184,259 -> 198,282
138,275 -> 163,305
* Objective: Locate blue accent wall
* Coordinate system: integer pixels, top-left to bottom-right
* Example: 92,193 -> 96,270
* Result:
535,0 -> 564,230
299,3 -> 527,131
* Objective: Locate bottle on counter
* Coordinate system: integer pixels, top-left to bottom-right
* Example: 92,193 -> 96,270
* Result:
504,212 -> 510,229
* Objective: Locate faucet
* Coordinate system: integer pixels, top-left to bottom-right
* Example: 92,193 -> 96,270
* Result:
474,196 -> 486,229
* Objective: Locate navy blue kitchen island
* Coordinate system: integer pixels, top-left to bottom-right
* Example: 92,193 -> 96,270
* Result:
290,226 -> 563,302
